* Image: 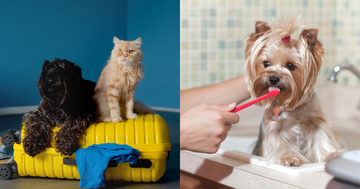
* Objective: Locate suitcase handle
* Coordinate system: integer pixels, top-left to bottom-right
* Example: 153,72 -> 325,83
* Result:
63,158 -> 152,168
63,158 -> 117,167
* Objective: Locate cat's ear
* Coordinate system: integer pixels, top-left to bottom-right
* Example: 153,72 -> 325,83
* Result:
134,37 -> 142,48
113,36 -> 122,45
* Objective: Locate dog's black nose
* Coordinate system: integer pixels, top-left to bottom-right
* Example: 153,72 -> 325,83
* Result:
47,79 -> 55,86
269,77 -> 280,85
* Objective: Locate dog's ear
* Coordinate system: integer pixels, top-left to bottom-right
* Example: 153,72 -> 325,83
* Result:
245,21 -> 271,60
300,28 -> 319,49
298,28 -> 324,60
255,21 -> 271,35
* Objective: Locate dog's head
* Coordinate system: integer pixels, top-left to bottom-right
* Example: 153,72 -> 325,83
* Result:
38,58 -> 83,105
244,15 -> 324,111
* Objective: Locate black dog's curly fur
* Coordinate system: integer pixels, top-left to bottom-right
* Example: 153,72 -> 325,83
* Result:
23,59 -> 96,157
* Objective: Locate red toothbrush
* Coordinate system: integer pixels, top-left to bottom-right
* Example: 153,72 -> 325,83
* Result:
231,87 -> 280,113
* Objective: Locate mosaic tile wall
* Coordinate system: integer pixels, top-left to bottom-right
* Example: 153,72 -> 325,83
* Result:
180,0 -> 360,89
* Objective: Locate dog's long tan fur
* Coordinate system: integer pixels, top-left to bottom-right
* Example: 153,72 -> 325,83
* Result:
245,16 -> 346,166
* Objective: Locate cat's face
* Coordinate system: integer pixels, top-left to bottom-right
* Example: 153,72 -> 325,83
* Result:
112,37 -> 143,65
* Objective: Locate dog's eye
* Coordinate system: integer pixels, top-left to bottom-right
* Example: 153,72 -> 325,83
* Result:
286,63 -> 296,71
118,49 -> 123,54
263,61 -> 271,68
128,50 -> 134,54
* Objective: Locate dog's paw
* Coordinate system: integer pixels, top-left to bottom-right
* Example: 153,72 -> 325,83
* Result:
23,138 -> 47,157
324,151 -> 341,161
112,116 -> 123,123
126,113 -> 139,119
277,156 -> 304,167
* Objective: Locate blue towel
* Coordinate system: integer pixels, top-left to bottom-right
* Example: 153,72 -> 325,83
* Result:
75,143 -> 140,188
0,144 -> 13,160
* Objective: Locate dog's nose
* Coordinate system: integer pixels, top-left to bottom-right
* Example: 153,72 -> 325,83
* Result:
269,77 -> 280,85
48,79 -> 55,86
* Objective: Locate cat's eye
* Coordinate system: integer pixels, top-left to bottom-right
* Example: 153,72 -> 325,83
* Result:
128,50 -> 134,54
118,49 -> 123,53
263,61 -> 271,68
286,63 -> 296,71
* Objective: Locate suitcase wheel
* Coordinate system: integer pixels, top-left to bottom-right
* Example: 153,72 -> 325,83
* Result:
22,111 -> 34,121
1,130 -> 17,148
0,164 -> 13,180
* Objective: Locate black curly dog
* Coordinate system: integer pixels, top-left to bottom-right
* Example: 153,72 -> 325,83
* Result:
23,59 -> 96,157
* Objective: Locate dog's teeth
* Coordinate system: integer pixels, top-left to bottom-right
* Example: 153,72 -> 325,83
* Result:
269,87 -> 280,92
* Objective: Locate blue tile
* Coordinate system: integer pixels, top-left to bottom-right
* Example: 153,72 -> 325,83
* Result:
319,0 -> 323,7
345,1 -> 350,8
236,51 -> 242,59
219,41 -> 226,49
201,30 -> 207,38
210,73 -> 216,83
228,19 -> 234,27
303,0 -> 308,7
270,9 -> 276,17
236,40 -> 243,48
210,9 -> 216,17
246,0 -> 251,6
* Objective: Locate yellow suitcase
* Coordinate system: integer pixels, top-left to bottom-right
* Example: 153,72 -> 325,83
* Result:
2,114 -> 171,182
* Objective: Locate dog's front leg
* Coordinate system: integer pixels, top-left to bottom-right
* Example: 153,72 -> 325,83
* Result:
23,111 -> 52,157
304,119 -> 345,163
55,117 -> 88,156
262,120 -> 308,166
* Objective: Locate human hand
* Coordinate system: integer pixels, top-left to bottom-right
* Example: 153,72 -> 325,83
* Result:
180,102 -> 239,153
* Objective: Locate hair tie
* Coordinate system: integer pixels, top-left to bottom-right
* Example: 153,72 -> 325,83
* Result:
281,36 -> 291,42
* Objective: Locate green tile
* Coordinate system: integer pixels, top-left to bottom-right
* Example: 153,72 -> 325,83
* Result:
191,9 -> 198,17
210,73 -> 216,84
201,20 -> 207,28
236,51 -> 242,59
229,62 -> 234,70
219,72 -> 225,81
219,52 -> 225,59
201,41 -> 207,49
228,41 -> 235,48
218,62 -> 225,70
200,62 -> 207,70
210,20 -> 216,27
182,19 -> 188,28
201,52 -> 207,60
191,41 -> 198,49
228,19 -> 234,27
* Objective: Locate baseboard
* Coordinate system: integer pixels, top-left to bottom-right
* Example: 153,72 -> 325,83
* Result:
0,105 -> 179,116
150,107 -> 180,113
0,106 -> 38,116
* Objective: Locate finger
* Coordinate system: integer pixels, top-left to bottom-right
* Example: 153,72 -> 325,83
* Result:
204,102 -> 237,112
220,131 -> 229,142
221,111 -> 240,124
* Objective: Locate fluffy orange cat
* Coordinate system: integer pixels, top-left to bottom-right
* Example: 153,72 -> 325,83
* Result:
93,37 -> 144,123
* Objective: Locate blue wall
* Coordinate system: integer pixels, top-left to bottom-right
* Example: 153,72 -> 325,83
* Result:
127,0 -> 180,109
0,0 -> 179,109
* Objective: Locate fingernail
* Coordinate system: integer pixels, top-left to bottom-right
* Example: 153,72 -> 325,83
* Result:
228,102 -> 236,108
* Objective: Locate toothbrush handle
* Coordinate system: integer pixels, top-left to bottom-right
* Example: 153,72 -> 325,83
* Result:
231,93 -> 273,113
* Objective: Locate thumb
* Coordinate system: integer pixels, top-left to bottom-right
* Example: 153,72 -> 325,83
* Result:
207,102 -> 237,112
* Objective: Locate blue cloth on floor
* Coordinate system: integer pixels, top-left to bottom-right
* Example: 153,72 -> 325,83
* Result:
0,144 -> 13,160
75,143 -> 140,188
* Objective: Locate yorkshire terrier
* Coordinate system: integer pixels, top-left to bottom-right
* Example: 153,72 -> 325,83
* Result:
245,16 -> 346,166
